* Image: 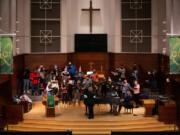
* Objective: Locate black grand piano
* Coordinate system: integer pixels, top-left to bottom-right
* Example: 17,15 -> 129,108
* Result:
94,96 -> 121,115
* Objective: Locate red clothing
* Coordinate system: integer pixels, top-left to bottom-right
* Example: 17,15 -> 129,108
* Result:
61,85 -> 67,94
30,72 -> 40,85
62,88 -> 67,94
91,73 -> 99,82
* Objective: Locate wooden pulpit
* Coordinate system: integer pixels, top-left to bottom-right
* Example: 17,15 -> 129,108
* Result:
143,99 -> 155,117
42,96 -> 59,117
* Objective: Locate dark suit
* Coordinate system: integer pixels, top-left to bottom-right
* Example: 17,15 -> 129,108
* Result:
86,91 -> 95,119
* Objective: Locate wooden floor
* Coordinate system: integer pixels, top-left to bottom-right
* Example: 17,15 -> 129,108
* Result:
7,102 -> 178,134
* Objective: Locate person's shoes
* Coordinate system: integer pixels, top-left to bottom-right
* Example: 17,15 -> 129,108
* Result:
88,116 -> 93,119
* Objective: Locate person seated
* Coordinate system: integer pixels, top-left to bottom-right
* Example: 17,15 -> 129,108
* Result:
109,84 -> 118,113
118,90 -> 133,112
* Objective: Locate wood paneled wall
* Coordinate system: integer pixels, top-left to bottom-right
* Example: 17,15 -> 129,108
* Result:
70,53 -> 109,75
24,53 -> 68,71
109,53 -> 161,82
12,55 -> 25,96
24,53 -> 161,76
109,53 -> 160,71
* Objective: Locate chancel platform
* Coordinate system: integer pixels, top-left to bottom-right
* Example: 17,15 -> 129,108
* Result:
6,102 -> 177,134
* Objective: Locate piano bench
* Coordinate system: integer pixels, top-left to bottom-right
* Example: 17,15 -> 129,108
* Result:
124,105 -> 133,114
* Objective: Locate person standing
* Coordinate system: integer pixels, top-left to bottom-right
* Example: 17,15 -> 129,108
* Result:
38,65 -> 46,84
132,80 -> 141,107
76,66 -> 84,83
61,67 -> 70,82
30,69 -> 40,96
83,75 -> 93,115
53,65 -> 60,79
150,70 -> 159,92
91,69 -> 99,84
66,61 -> 77,79
122,79 -> 132,98
118,65 -> 126,80
73,80 -> 81,105
23,68 -> 30,93
101,77 -> 107,97
61,84 -> 69,108
86,87 -> 96,119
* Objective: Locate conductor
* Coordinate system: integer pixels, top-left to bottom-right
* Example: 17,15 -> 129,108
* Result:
85,87 -> 96,119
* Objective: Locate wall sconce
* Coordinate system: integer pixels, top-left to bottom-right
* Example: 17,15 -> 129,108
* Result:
162,48 -> 167,55
16,48 -> 20,55
162,21 -> 166,25
162,38 -> 167,42
162,29 -> 168,33
16,39 -> 20,42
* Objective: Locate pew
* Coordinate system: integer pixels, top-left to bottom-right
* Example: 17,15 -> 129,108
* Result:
5,104 -> 24,124
21,101 -> 32,113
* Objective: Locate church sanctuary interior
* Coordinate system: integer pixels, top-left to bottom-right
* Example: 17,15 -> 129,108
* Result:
0,0 -> 180,135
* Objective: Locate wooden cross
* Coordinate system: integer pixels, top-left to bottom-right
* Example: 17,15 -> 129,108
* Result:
82,0 -> 100,33
88,62 -> 94,71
